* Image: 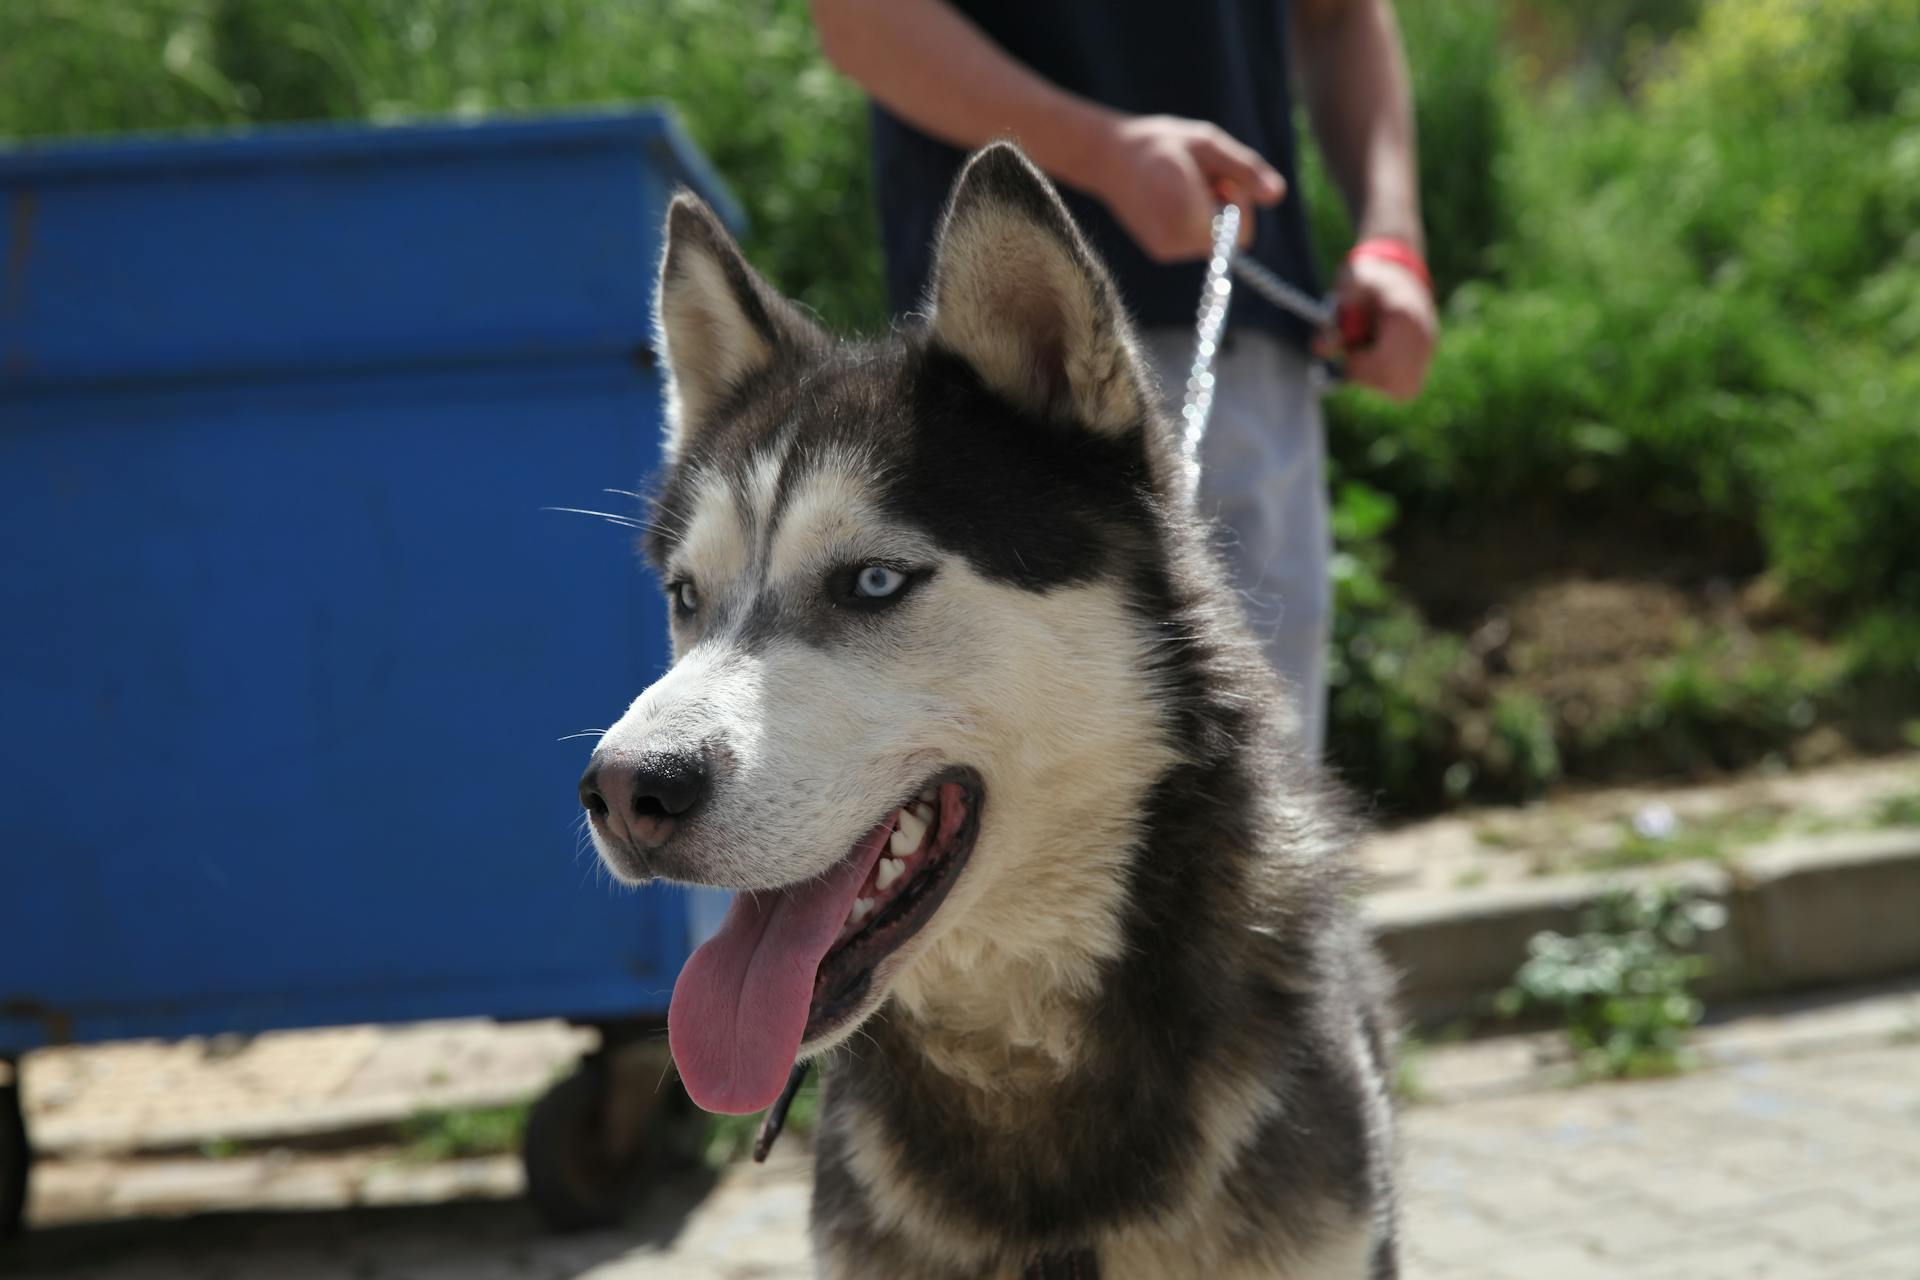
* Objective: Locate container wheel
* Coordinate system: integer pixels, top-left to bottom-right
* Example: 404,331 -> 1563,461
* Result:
523,1058 -> 651,1231
1,1061 -> 27,1239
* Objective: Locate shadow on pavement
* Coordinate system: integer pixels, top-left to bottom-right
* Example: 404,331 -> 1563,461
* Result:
5,1165 -> 728,1280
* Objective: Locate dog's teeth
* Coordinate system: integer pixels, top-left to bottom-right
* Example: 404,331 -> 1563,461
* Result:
917,786 -> 937,802
891,807 -> 928,855
876,857 -> 906,891
910,800 -> 934,824
849,898 -> 874,926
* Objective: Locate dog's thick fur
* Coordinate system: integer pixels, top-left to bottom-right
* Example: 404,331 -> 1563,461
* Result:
586,144 -> 1398,1278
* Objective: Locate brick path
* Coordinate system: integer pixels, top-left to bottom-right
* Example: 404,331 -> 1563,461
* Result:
1403,1040 -> 1920,1279
10,999 -> 1919,1280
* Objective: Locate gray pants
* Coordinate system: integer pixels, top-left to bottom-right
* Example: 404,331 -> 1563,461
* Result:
1142,327 -> 1330,755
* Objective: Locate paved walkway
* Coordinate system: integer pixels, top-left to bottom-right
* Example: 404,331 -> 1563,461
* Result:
9,990 -> 1919,1279
1405,1040 -> 1920,1279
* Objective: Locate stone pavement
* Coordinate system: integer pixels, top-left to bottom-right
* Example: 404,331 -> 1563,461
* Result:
1404,1040 -> 1920,1279
8,987 -> 1920,1279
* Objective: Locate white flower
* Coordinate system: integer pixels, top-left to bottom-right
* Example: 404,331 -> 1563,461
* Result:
1632,802 -> 1679,841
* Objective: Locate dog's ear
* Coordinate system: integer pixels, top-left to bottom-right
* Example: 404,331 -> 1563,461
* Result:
926,144 -> 1152,437
655,194 -> 820,458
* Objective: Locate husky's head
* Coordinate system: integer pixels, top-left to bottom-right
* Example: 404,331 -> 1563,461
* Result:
582,145 -> 1221,1114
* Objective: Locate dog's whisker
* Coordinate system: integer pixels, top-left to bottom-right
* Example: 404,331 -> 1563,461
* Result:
613,511 -> 689,540
540,505 -> 647,529
652,1049 -> 678,1096
639,502 -> 691,533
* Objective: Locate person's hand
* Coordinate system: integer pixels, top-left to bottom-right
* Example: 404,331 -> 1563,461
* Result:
1315,248 -> 1437,401
1090,115 -> 1284,263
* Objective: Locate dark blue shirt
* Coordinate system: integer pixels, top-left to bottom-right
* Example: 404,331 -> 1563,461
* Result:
869,0 -> 1318,349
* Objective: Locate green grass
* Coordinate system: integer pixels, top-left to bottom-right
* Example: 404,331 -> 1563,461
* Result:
1581,808 -> 1785,872
397,1101 -> 529,1162
699,1072 -> 820,1168
1391,1035 -> 1428,1103
1872,789 -> 1920,829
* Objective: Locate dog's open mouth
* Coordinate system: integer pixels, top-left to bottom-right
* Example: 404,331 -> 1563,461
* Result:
666,768 -> 982,1114
808,768 -> 981,1040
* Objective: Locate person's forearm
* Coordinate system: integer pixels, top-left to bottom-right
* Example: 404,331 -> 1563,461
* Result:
810,0 -> 1119,194
1292,0 -> 1424,252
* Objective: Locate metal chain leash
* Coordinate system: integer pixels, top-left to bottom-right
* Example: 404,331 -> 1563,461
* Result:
1177,204 -> 1350,480
1176,203 -> 1242,470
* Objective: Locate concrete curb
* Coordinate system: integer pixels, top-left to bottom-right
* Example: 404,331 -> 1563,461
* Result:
1368,829 -> 1920,1026
26,1021 -> 594,1158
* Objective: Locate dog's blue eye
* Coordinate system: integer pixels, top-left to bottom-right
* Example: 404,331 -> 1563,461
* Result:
854,565 -> 906,599
674,581 -> 699,614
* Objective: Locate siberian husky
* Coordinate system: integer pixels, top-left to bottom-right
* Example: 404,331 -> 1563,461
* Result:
579,143 -> 1398,1279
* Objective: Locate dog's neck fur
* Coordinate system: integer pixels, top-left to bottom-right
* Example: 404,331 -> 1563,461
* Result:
889,891 -> 1125,1099
887,766 -> 1179,1097
860,746 -> 1283,1097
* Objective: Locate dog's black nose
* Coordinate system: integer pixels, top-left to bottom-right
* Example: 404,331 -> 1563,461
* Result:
580,749 -> 710,846
626,751 -> 711,818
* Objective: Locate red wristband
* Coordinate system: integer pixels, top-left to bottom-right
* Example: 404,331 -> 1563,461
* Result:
1348,237 -> 1432,294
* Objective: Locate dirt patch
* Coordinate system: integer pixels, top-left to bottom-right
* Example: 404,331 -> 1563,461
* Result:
1383,498 -> 1862,783
1330,501 -> 1912,814
1478,579 -> 1696,734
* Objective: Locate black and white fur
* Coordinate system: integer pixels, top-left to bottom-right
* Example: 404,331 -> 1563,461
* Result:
585,144 -> 1398,1278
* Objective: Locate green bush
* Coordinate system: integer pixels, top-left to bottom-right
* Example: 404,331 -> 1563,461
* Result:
1329,0 -> 1920,580
1325,479 -> 1478,805
1520,0 -> 1707,89
0,0 -> 884,330
1394,1 -> 1512,297
1488,691 -> 1562,797
1761,366 -> 1920,617
1497,884 -> 1725,1079
1322,0 -> 1920,809
1584,629 -> 1838,774
1300,0 -> 1511,299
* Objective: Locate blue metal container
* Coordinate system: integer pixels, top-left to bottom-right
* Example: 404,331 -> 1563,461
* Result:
0,111 -> 735,1054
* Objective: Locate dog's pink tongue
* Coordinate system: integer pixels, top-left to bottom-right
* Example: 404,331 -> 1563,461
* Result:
668,831 -> 888,1114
